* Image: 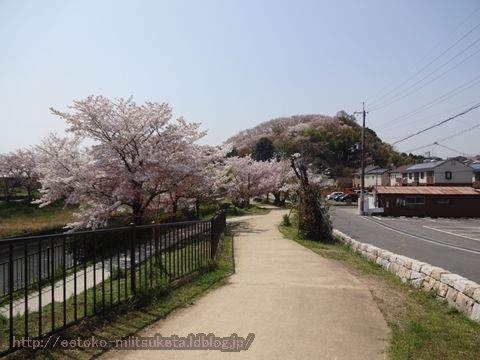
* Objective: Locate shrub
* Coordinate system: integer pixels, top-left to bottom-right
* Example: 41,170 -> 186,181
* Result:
218,202 -> 231,210
282,214 -> 291,226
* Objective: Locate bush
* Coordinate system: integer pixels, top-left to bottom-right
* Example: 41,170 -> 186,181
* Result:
218,202 -> 231,210
298,186 -> 332,242
282,214 -> 291,226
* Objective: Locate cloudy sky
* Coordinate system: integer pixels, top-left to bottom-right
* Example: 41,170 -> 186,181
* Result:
1,0 -> 479,158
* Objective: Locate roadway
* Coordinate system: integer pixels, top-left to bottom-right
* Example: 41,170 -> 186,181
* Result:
331,206 -> 480,283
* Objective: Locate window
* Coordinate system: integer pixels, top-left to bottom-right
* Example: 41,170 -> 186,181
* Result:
445,171 -> 452,180
406,197 -> 425,205
420,172 -> 424,179
433,199 -> 452,205
408,173 -> 413,179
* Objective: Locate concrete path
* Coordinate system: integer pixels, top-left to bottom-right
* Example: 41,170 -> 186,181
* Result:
0,264 -> 110,318
104,208 -> 389,359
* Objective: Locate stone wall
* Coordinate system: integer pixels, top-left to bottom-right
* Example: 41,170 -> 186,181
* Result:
333,229 -> 480,322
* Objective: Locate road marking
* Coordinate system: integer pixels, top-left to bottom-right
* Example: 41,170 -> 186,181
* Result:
436,229 -> 480,233
361,217 -> 480,255
456,234 -> 480,237
426,225 -> 480,229
453,231 -> 480,235
423,226 -> 480,242
449,228 -> 480,232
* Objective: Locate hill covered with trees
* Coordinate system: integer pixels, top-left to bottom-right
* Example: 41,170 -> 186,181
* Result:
225,111 -> 424,178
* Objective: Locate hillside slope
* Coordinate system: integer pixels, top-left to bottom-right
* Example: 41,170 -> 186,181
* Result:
225,111 -> 423,177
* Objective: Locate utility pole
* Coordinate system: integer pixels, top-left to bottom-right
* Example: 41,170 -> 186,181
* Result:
360,102 -> 366,215
354,103 -> 367,215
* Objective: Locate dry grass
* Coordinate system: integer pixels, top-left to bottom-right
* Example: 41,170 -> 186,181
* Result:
0,202 -> 75,238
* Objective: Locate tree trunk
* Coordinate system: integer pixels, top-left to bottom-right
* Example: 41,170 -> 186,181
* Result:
273,191 -> 282,206
131,200 -> 145,225
171,200 -> 178,221
195,199 -> 200,219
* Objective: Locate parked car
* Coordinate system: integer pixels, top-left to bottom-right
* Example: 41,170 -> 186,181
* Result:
332,193 -> 345,201
326,192 -> 343,200
339,193 -> 359,202
355,190 -> 368,195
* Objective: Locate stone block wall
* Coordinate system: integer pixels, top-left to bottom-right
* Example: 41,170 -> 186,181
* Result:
333,229 -> 480,322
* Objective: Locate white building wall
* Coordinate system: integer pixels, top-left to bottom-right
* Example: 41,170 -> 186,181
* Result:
365,174 -> 389,187
390,174 -> 399,186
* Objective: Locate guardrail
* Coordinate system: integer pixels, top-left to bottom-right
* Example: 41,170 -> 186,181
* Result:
0,212 -> 227,356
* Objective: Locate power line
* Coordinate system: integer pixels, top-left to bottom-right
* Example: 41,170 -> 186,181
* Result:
369,37 -> 480,112
382,98 -> 480,132
436,123 -> 480,143
392,102 -> 480,145
434,142 -> 472,157
375,74 -> 480,129
404,122 -> 480,153
368,10 -> 480,108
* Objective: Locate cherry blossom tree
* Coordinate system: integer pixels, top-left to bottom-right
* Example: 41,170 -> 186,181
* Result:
263,158 -> 295,205
0,153 -> 20,203
220,156 -> 293,208
36,96 -> 210,228
154,145 -> 224,220
0,148 -> 39,202
15,149 -> 39,200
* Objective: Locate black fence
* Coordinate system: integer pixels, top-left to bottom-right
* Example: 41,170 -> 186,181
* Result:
0,212 -> 226,356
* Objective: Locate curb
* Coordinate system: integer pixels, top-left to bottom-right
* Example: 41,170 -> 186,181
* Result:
333,228 -> 480,322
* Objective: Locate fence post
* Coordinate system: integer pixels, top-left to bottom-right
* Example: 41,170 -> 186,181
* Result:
129,223 -> 136,296
8,242 -> 14,350
210,217 -> 215,259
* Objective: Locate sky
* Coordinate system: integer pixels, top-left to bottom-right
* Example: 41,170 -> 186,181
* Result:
1,0 -> 479,159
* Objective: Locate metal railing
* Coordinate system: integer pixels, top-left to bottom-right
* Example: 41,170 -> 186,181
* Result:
0,212 -> 226,356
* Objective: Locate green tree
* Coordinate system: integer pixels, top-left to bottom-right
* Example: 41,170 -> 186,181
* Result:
226,147 -> 239,157
252,137 -> 275,161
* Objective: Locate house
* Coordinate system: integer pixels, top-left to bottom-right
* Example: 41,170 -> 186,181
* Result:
364,168 -> 389,187
353,165 -> 387,188
404,159 -> 473,186
353,165 -> 378,187
388,165 -> 410,186
471,163 -> 480,189
374,186 -> 480,217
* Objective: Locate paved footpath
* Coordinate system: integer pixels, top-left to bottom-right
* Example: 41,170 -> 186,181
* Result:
103,208 -> 389,360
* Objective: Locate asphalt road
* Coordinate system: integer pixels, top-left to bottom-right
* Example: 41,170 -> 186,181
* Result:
331,206 -> 480,283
